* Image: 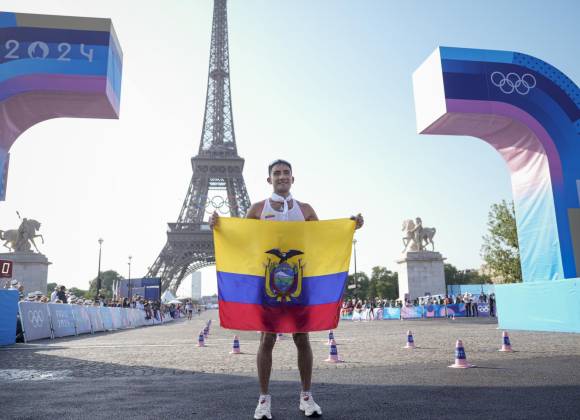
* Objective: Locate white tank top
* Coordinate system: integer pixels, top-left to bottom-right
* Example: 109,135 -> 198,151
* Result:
260,199 -> 305,221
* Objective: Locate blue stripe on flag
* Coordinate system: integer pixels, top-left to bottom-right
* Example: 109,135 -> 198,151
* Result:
217,271 -> 347,306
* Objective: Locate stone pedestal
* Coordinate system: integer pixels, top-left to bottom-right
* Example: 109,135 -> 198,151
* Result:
396,251 -> 446,302
0,252 -> 51,294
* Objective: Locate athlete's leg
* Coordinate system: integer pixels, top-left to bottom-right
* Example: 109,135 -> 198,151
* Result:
292,333 -> 313,392
257,332 -> 277,394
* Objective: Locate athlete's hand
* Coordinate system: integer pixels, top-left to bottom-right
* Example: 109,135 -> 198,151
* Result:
351,213 -> 364,229
209,211 -> 219,230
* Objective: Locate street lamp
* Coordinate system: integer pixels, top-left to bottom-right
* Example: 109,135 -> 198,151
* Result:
128,255 -> 132,301
96,238 -> 103,300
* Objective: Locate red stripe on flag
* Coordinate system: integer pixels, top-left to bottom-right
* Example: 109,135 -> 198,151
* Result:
218,301 -> 342,333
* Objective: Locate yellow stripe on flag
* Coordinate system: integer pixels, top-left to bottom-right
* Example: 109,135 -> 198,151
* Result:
214,218 -> 355,277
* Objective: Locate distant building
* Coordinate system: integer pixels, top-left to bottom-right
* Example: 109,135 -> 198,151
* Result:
192,272 -> 202,300
201,295 -> 218,305
176,271 -> 202,301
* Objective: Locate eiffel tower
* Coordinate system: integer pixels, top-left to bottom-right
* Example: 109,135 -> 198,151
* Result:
147,0 -> 251,292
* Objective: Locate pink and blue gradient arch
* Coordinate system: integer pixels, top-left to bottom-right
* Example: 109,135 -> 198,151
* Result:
413,47 -> 580,332
0,12 -> 123,200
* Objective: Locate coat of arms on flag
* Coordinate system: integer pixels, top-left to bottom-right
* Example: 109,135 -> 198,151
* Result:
213,218 -> 356,333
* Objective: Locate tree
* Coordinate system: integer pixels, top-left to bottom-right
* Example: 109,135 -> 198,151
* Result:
344,272 -> 369,300
369,266 -> 399,300
89,270 -> 124,299
343,267 -> 399,300
481,200 -> 522,283
445,263 -> 491,286
444,264 -> 459,285
69,287 -> 89,298
47,282 -> 57,294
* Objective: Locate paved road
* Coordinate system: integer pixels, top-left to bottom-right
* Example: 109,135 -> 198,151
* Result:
1,311 -> 580,419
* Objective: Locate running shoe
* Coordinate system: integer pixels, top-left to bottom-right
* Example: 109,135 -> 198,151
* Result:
254,394 -> 272,420
299,392 -> 322,417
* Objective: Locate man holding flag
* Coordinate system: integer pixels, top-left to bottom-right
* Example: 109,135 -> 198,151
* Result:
210,159 -> 363,419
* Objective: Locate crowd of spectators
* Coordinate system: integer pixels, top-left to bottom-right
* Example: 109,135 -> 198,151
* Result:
3,278 -> 188,321
341,293 -> 496,319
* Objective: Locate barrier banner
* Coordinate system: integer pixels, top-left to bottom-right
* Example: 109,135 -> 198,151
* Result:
71,305 -> 92,335
120,308 -> 131,329
48,304 -> 76,337
424,304 -> 446,318
137,309 -> 146,326
101,307 -> 113,331
127,309 -> 138,327
0,290 -> 19,345
476,303 -> 490,317
110,307 -> 123,329
382,307 -> 401,320
446,303 -> 466,317
340,312 -> 353,320
143,312 -> 154,326
401,306 -> 423,319
87,307 -> 105,332
18,301 -> 52,342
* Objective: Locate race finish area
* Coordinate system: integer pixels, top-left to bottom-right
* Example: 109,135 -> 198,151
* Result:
2,310 -> 580,419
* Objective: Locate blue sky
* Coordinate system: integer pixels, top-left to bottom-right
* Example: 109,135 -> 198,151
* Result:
1,0 -> 579,295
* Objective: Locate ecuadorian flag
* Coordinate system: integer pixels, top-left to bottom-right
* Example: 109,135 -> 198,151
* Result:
214,218 -> 355,333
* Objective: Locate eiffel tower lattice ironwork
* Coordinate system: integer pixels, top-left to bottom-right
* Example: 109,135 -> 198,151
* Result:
147,0 -> 250,292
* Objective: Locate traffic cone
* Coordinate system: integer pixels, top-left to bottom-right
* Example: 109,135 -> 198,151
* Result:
403,330 -> 416,349
325,339 -> 343,363
230,335 -> 242,354
327,330 -> 335,345
498,331 -> 514,352
448,339 -> 475,368
197,330 -> 206,347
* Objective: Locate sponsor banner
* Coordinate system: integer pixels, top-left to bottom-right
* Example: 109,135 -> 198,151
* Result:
71,305 -> 92,335
18,301 -> 52,342
101,307 -> 114,331
87,307 -> 105,332
401,305 -> 423,319
0,290 -> 19,346
476,303 -> 490,317
446,303 -> 466,317
382,307 -> 401,320
48,304 -> 76,338
424,304 -> 446,318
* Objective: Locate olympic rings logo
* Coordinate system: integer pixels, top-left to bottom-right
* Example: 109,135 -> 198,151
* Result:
27,309 -> 45,328
477,305 -> 490,313
491,71 -> 536,95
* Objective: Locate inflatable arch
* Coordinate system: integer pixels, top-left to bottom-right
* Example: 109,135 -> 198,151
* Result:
0,12 -> 122,200
413,47 -> 580,332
